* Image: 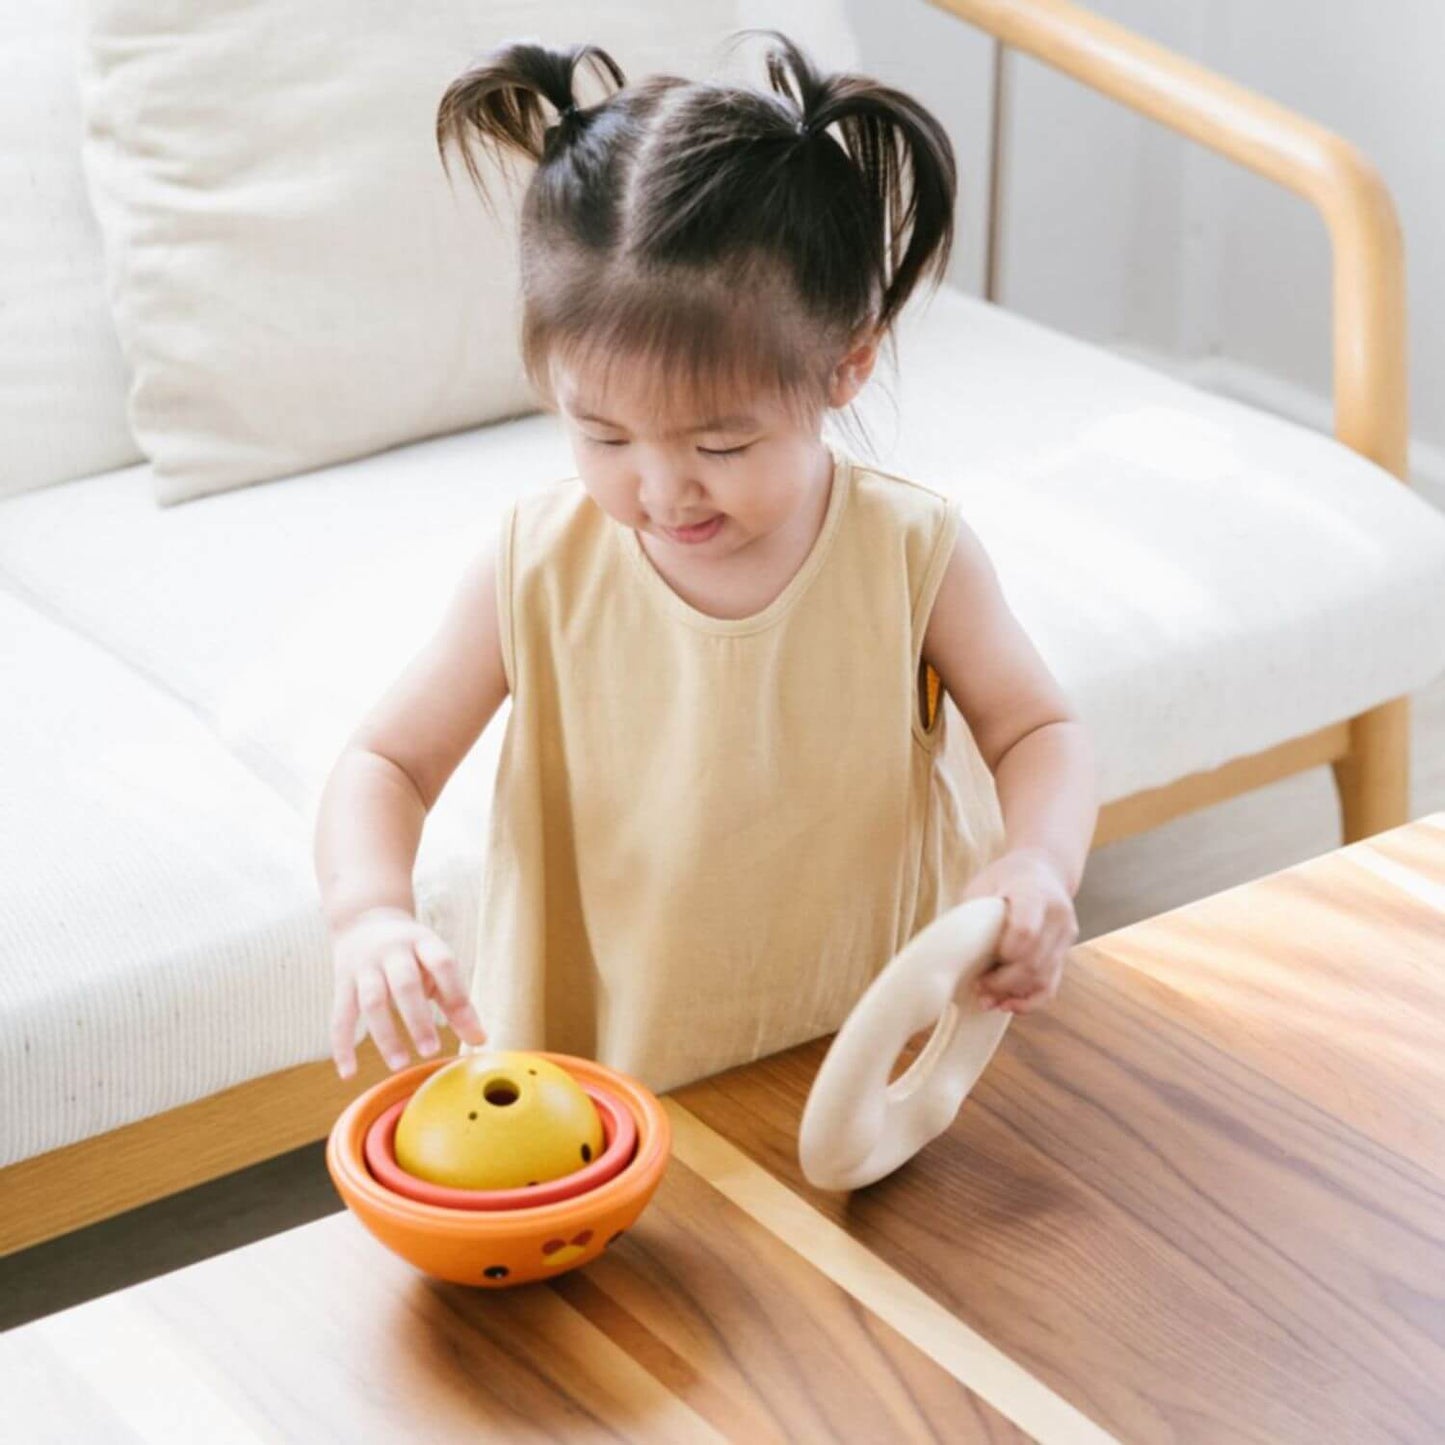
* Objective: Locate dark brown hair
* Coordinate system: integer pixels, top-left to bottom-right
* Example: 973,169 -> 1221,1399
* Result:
436,31 -> 956,439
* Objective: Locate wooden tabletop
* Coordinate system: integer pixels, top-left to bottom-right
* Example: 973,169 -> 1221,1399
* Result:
6,815 -> 1444,1442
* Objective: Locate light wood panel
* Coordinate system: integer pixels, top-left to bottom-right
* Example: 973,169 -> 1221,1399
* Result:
0,1044 -> 397,1255
1092,720 -> 1350,846
663,1100 -> 1111,1445
1079,812 -> 1445,1176
928,0 -> 1408,478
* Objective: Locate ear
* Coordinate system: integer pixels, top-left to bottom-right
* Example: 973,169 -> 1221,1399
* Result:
827,332 -> 880,408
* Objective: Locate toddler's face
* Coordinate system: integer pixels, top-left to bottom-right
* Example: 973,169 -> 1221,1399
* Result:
552,353 -> 857,560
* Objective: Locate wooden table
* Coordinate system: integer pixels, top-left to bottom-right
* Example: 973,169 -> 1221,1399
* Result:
7,815 -> 1444,1442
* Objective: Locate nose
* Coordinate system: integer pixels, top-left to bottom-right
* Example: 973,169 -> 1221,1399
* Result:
637,459 -> 703,521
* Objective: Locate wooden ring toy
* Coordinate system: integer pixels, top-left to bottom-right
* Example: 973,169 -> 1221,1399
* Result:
798,896 -> 1010,1191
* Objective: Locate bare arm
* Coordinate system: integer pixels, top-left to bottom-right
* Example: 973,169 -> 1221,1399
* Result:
923,520 -> 1098,894
314,531 -> 511,1072
314,533 -> 511,924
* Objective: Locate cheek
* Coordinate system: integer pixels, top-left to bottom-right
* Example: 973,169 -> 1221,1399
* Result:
740,472 -> 805,531
579,457 -> 640,521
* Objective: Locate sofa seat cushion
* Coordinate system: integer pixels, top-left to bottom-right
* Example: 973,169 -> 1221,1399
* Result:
4,286 -> 1445,818
0,590 -> 485,1165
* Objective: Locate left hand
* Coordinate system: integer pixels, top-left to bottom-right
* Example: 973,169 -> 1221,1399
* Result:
960,847 -> 1079,1015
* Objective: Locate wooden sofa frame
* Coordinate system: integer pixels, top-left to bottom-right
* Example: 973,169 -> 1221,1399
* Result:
2,0 -> 1411,1255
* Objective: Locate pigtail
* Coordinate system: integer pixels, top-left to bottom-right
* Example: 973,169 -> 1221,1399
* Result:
751,30 -> 956,331
436,41 -> 628,205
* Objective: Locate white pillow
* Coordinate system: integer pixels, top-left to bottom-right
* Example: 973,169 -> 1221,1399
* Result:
78,2 -> 858,505
0,3 -> 140,499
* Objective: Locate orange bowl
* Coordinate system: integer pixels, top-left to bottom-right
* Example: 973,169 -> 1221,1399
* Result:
363,1081 -> 638,1210
327,1052 -> 670,1288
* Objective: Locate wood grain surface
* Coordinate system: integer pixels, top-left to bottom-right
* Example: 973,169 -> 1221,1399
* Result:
672,815 -> 1445,1443
5,1147 -> 1028,1443
5,815 -> 1442,1442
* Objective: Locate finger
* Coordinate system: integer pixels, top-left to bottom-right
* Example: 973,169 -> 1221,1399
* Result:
357,963 -> 410,1070
382,947 -> 441,1059
415,936 -> 488,1045
997,987 -> 1051,1015
1000,909 -> 1072,979
1035,912 -> 1076,969
1008,930 -> 1065,993
1039,909 -> 1079,961
999,895 -> 1045,961
331,984 -> 360,1080
977,965 -> 1052,1012
995,951 -> 1067,1013
977,952 -> 1046,999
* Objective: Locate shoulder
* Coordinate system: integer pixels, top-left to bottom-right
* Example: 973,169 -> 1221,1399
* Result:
509,474 -> 592,537
847,456 -> 954,536
843,454 -> 959,582
506,475 -> 609,574
846,455 -> 952,520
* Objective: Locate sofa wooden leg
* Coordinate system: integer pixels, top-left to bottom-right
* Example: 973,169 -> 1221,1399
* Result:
1331,696 -> 1411,843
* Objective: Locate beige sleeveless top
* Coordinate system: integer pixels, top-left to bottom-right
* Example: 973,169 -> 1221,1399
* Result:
465,441 -> 1006,1095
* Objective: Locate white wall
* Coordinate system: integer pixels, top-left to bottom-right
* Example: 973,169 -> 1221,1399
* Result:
844,0 -> 996,299
990,0 -> 1445,500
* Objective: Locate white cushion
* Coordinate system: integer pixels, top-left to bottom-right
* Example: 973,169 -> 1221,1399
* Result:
0,590 -> 484,1165
0,2 -> 140,499
0,416 -> 572,874
77,1 -> 857,506
5,287 -> 1445,811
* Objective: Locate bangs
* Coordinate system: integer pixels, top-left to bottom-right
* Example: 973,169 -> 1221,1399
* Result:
522,254 -> 837,427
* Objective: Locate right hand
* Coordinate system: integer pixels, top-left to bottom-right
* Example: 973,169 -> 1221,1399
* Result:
330,906 -> 488,1079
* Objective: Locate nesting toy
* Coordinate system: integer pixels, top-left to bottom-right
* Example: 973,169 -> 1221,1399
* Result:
327,1051 -> 669,1288
799,896 -> 1010,1191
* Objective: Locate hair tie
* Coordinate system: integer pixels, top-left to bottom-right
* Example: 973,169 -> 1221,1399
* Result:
795,115 -> 810,138
559,101 -> 580,121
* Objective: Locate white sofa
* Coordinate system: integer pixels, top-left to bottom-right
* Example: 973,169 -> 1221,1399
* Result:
6,0 -> 1445,1253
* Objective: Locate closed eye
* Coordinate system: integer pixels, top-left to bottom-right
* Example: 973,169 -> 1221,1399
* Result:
582,436 -> 752,458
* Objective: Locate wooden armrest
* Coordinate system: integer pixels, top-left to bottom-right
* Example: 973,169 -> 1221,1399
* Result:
927,0 -> 1408,480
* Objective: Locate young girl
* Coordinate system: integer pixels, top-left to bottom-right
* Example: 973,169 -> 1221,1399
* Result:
317,32 -> 1098,1089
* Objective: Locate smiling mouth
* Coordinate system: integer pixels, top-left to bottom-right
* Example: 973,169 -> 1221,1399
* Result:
660,515 -> 725,542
